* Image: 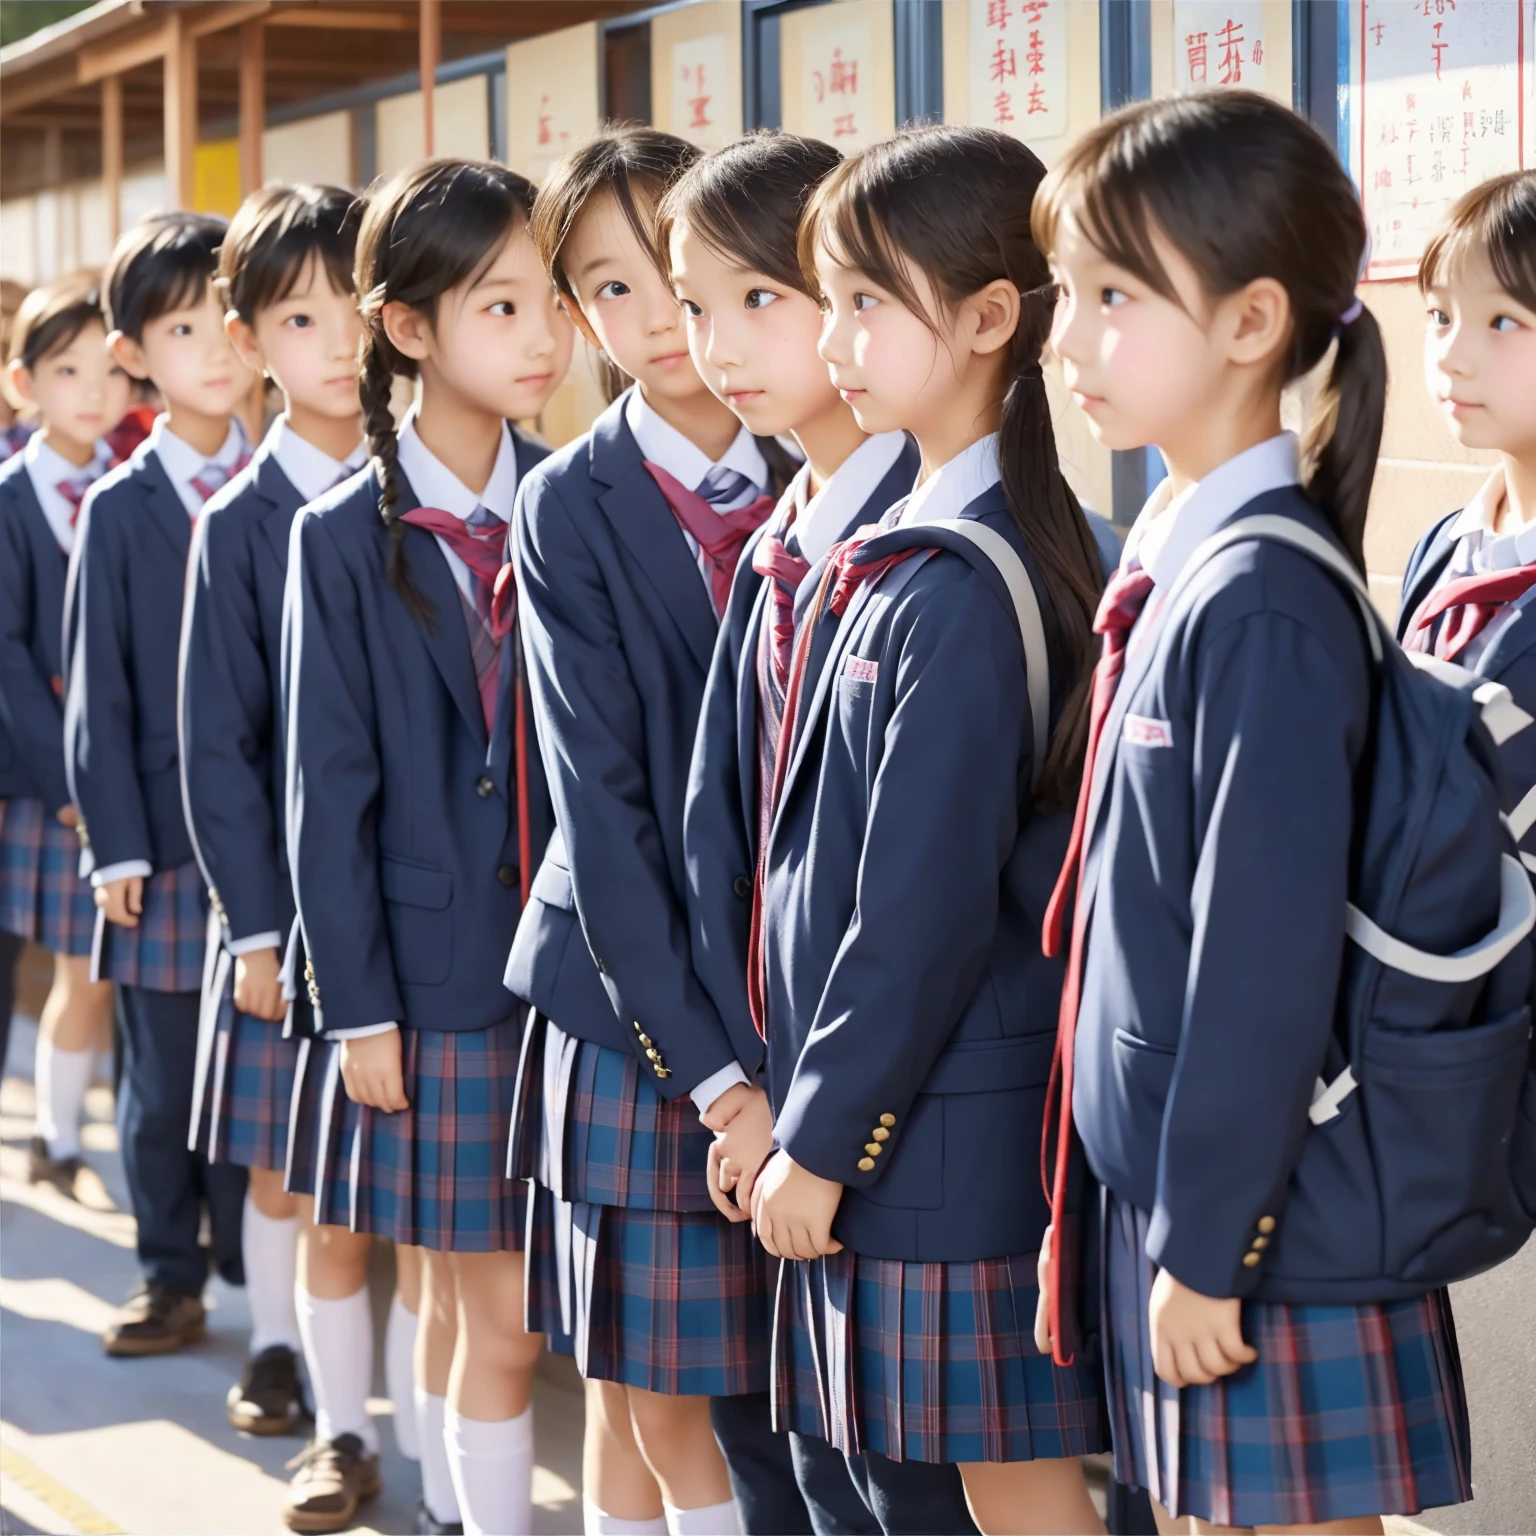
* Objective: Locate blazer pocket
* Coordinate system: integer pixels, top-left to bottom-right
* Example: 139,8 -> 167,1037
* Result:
379,855 -> 453,987
134,735 -> 177,772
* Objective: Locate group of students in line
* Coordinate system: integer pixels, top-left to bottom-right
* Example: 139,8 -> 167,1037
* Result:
3,84 -> 1535,1536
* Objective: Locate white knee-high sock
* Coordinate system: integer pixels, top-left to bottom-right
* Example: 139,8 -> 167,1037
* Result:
584,1498 -> 668,1535
663,1500 -> 740,1536
243,1198 -> 302,1354
385,1295 -> 420,1460
445,1404 -> 533,1536
415,1388 -> 461,1526
294,1286 -> 377,1453
35,1041 -> 93,1159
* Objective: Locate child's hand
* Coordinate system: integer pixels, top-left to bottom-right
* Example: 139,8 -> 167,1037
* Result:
713,1086 -> 774,1212
699,1080 -> 754,1133
339,1028 -> 409,1112
55,804 -> 80,829
233,947 -> 286,1022
1148,1268 -> 1257,1387
751,1150 -> 844,1260
1034,1225 -> 1053,1356
707,1141 -> 751,1224
95,875 -> 143,928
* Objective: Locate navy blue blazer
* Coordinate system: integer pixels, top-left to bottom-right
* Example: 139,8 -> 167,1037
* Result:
0,454 -> 71,811
508,389 -> 768,1098
683,440 -> 920,1061
283,442 -> 552,1035
1398,510 -> 1536,865
1073,486 -> 1373,1301
180,438 -> 304,949
63,440 -> 199,874
761,483 -> 1071,1263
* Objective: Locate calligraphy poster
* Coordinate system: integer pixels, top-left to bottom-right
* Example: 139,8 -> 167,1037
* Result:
780,0 -> 896,152
669,36 -> 732,148
969,0 -> 1069,140
653,2 -> 742,152
1173,1 -> 1271,92
505,22 -> 601,186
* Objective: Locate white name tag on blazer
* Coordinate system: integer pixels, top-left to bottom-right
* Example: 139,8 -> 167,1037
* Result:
1123,714 -> 1174,748
843,656 -> 879,683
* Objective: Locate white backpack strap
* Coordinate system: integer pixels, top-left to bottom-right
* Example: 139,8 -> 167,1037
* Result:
925,518 -> 1050,782
1403,652 -> 1535,745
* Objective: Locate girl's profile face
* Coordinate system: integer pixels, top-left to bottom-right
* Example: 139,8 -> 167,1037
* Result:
671,220 -> 837,439
1424,244 -> 1536,460
561,190 -> 709,407
1048,209 -> 1224,456
425,221 -> 574,424
812,233 -> 957,437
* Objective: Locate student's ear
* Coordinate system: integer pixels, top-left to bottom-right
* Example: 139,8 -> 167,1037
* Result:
965,278 -> 1022,359
1222,277 -> 1291,370
108,330 -> 152,382
225,312 -> 265,378
381,300 -> 434,363
4,358 -> 36,412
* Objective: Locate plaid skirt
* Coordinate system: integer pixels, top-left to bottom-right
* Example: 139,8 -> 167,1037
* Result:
309,1018 -> 530,1252
190,938 -> 301,1171
92,860 -> 208,992
0,799 -> 95,956
1100,1189 -> 1473,1527
285,1035 -> 328,1199
772,1246 -> 1105,1465
525,1182 -> 773,1395
508,1014 -> 715,1211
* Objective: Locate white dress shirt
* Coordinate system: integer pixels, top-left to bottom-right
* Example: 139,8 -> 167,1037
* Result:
23,430 -> 112,554
893,433 -> 1001,528
784,430 -> 910,562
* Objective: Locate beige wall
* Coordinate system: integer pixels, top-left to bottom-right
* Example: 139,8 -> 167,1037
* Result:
505,22 -> 602,186
263,111 -> 353,190
376,75 -> 491,180
780,0 -> 896,151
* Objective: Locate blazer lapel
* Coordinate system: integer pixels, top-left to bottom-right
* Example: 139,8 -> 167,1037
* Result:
1475,604 -> 1536,681
254,451 -> 304,566
139,447 -> 194,561
16,475 -> 66,675
394,473 -> 488,751
736,580 -> 771,840
1398,522 -> 1458,639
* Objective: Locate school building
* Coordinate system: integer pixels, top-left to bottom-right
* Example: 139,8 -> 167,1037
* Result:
1,1 -> 1533,1528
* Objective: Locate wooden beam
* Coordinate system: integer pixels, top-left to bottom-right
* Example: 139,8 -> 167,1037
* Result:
78,20 -> 170,86
102,74 -> 123,244
1,59 -> 82,115
266,8 -> 417,31
163,13 -> 197,210
420,0 -> 440,157
187,2 -> 272,41
238,20 -> 265,194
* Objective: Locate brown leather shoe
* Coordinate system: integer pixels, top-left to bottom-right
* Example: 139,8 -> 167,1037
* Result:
283,1434 -> 382,1534
102,1284 -> 207,1357
227,1344 -> 308,1436
28,1137 -> 116,1210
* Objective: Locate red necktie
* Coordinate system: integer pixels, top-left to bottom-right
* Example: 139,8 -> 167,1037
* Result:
400,506 -> 509,633
104,405 -> 157,468
752,522 -> 811,692
57,474 -> 94,527
1404,563 -> 1536,662
1039,560 -> 1155,1366
642,461 -> 775,619
190,450 -> 252,507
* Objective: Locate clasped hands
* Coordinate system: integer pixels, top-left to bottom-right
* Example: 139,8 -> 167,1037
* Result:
701,1083 -> 844,1260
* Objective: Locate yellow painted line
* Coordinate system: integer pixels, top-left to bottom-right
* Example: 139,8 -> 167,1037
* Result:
0,1440 -> 124,1534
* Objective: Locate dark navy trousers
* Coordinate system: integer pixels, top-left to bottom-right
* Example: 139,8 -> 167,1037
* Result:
115,985 -> 246,1296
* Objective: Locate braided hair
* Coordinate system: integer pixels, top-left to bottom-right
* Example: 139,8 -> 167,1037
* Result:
354,158 -> 536,626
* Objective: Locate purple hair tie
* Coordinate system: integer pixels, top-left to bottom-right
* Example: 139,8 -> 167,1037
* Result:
1331,295 -> 1364,343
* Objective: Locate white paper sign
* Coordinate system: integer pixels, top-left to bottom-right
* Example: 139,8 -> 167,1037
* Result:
669,35 -> 731,149
1173,1 -> 1272,92
798,20 -> 876,145
969,0 -> 1068,141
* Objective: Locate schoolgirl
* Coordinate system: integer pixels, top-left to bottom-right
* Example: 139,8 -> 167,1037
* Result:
507,127 -> 794,1536
1399,172 -> 1536,837
283,157 -> 573,1536
178,183 -> 391,1516
664,133 -> 991,1536
1036,92 -> 1473,1530
66,212 -> 254,1357
0,274 -> 130,1201
749,125 -> 1107,1536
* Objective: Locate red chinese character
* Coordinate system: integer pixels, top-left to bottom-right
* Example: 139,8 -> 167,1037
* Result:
690,93 -> 712,129
986,0 -> 1010,29
829,47 -> 858,95
1027,26 -> 1046,76
832,112 -> 857,138
1373,168 -> 1392,190
994,90 -> 1016,124
1371,20 -> 1385,45
1216,18 -> 1245,85
1027,81 -> 1048,115
1252,39 -> 1263,65
1185,31 -> 1209,84
537,94 -> 553,146
1021,0 -> 1049,20
1430,21 -> 1447,81
990,36 -> 1018,83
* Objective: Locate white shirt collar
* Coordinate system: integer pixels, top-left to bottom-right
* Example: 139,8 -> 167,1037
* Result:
895,434 -> 1001,528
395,408 -> 519,523
148,413 -> 247,508
1128,432 -> 1299,589
269,415 -> 366,506
790,431 -> 910,565
625,388 -> 769,498
23,430 -> 111,552
1443,466 -> 1536,572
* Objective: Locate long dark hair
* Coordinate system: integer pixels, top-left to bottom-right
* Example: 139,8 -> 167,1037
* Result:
354,158 -> 535,624
800,124 -> 1103,811
1034,90 -> 1385,574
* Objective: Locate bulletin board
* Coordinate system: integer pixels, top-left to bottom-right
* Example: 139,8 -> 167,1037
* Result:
1149,0 -> 1293,101
779,0 -> 897,152
652,1 -> 744,152
1347,0 -> 1531,282
505,21 -> 603,186
940,0 -> 1101,167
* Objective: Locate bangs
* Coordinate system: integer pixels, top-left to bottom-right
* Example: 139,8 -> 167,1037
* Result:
1419,171 -> 1536,312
